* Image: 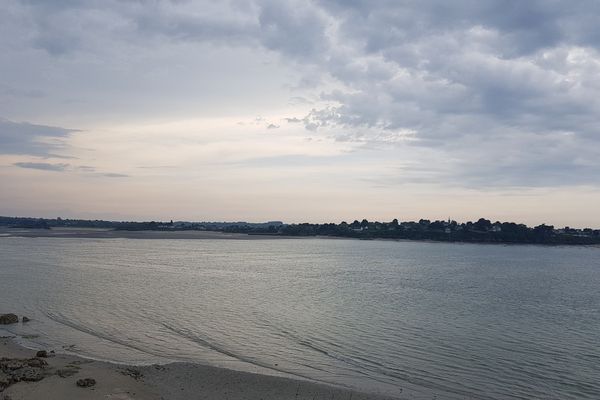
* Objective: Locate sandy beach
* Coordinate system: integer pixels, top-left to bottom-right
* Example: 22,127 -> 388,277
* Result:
1,338 -> 397,400
0,228 -> 289,240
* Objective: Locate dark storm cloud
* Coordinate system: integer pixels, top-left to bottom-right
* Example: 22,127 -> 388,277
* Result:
0,118 -> 76,156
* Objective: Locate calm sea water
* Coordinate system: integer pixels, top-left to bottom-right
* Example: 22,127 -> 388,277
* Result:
0,237 -> 599,399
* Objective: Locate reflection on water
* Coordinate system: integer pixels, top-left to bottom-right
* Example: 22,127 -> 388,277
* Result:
1,237 -> 599,399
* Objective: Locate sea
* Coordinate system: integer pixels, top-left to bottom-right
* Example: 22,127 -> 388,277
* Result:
0,236 -> 599,399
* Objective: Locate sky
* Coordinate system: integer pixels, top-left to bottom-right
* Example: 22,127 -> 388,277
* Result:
2,0 -> 600,227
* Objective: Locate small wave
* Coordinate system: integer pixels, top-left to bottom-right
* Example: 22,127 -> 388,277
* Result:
160,322 -> 351,389
0,327 -> 16,338
45,311 -> 167,360
161,322 -> 247,362
262,319 -> 489,399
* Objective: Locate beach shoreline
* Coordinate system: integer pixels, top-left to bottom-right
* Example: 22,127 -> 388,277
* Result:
2,228 -> 598,248
0,227 -> 293,240
1,337 -> 399,400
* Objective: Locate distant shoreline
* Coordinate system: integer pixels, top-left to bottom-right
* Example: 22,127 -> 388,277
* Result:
1,227 -> 599,247
3,215 -> 600,245
0,227 -> 297,240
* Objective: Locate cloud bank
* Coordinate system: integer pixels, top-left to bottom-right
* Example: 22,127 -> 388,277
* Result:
0,118 -> 75,157
2,1 -> 600,224
3,0 -> 600,188
13,162 -> 69,172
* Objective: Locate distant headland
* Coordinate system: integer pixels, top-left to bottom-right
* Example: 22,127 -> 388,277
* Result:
2,215 -> 599,245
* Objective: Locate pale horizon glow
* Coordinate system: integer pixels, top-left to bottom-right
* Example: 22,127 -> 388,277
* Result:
2,1 -> 600,228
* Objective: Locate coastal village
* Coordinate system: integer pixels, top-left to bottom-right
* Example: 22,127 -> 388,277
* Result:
1,216 -> 599,245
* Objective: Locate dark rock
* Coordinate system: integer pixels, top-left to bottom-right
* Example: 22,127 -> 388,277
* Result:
76,378 -> 96,387
22,317 -> 30,323
0,315 -> 18,325
0,357 -> 48,391
0,371 -> 10,391
13,367 -> 44,382
120,367 -> 143,380
27,358 -> 47,368
2,360 -> 26,370
35,350 -> 48,358
0,357 -> 46,370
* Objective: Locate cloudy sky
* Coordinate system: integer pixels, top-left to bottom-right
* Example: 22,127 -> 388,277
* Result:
2,0 -> 600,226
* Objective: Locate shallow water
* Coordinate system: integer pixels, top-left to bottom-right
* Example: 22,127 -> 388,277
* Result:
1,237 -> 599,399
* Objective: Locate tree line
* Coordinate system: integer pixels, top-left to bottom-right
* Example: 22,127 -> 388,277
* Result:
2,216 -> 599,245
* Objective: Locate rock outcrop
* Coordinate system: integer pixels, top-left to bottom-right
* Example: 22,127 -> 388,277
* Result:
0,315 -> 18,325
76,377 -> 96,387
35,351 -> 47,358
0,357 -> 48,392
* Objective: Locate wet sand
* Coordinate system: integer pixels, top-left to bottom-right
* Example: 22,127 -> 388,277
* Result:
1,338 -> 398,400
